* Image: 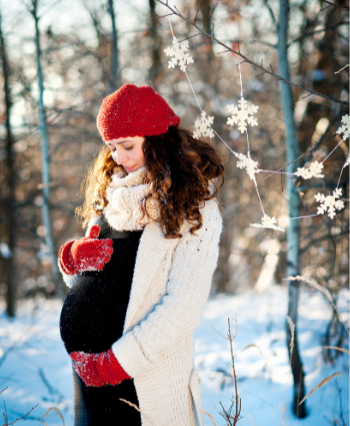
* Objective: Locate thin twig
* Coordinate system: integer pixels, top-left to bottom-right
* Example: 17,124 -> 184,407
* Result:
320,0 -> 349,10
3,402 -> 7,426
202,410 -> 217,426
0,404 -> 39,426
287,276 -> 350,336
217,49 -> 231,54
335,64 -> 349,74
325,346 -> 350,355
37,0 -> 62,20
320,5 -> 333,11
255,72 -> 266,78
288,23 -> 347,47
299,372 -> 345,405
264,0 -> 278,29
211,323 -> 230,340
40,407 -> 65,426
173,5 -> 183,17
119,399 -> 156,425
178,32 -> 202,43
228,318 -> 242,425
155,12 -> 175,19
194,9 -> 199,25
228,38 -> 276,48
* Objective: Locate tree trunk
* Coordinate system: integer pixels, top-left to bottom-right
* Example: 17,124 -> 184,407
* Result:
32,1 -> 64,299
195,0 -> 216,87
277,0 -> 306,418
107,0 -> 119,93
214,216 -> 233,293
148,0 -> 162,87
0,7 -> 16,317
82,0 -> 107,93
215,159 -> 237,293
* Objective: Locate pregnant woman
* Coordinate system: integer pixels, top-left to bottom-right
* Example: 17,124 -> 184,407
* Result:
58,84 -> 224,426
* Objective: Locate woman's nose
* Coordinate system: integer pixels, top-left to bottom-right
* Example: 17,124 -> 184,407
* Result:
114,150 -> 128,165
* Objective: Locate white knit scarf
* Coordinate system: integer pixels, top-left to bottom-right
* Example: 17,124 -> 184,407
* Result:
104,166 -> 159,231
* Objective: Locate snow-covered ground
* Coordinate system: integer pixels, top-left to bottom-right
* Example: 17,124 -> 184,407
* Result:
0,285 -> 348,426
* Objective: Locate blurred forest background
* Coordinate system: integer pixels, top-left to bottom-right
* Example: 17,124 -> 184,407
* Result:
0,0 -> 348,420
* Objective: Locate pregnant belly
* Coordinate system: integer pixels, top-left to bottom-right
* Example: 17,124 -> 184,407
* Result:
60,245 -> 136,354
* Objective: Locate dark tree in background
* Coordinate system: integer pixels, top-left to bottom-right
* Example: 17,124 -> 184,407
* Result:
107,0 -> 119,93
276,0 -> 305,415
27,0 -> 64,299
0,4 -> 16,317
148,0 -> 163,87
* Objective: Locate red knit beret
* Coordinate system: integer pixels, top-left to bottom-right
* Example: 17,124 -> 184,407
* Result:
96,84 -> 181,141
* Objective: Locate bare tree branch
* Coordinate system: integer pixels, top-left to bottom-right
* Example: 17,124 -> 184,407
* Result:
228,38 -> 276,48
155,0 -> 349,106
288,22 -> 348,47
264,0 -> 278,30
0,404 -> 39,426
320,0 -> 349,11
38,0 -> 62,20
301,229 -> 349,254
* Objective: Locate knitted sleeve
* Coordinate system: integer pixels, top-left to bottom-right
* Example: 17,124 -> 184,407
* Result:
72,365 -> 89,426
112,200 -> 223,378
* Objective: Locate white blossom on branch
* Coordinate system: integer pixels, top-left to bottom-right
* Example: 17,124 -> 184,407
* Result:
251,215 -> 285,232
344,155 -> 350,168
336,114 -> 350,140
294,161 -> 324,179
164,37 -> 194,72
193,111 -> 214,139
235,152 -> 260,182
227,96 -> 259,133
314,188 -> 344,219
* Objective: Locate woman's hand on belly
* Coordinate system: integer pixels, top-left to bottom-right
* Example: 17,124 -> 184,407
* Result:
59,225 -> 113,275
70,348 -> 131,387
71,352 -> 105,387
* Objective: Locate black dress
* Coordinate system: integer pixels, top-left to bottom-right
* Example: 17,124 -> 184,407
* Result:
60,217 -> 143,426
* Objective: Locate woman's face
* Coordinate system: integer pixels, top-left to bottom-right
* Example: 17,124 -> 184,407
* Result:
105,136 -> 145,173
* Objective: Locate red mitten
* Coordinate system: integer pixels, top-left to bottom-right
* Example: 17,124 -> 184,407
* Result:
96,349 -> 132,385
70,352 -> 105,387
70,349 -> 131,387
58,225 -> 113,275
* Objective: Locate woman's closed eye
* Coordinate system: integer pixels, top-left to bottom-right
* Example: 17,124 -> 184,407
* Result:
106,143 -> 116,152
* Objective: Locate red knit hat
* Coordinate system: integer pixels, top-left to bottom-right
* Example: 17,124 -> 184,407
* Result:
96,84 -> 181,141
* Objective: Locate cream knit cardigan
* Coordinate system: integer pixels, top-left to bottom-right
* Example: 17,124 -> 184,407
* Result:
59,169 -> 223,426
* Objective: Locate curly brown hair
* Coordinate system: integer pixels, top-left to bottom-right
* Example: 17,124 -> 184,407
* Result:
76,126 -> 224,238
